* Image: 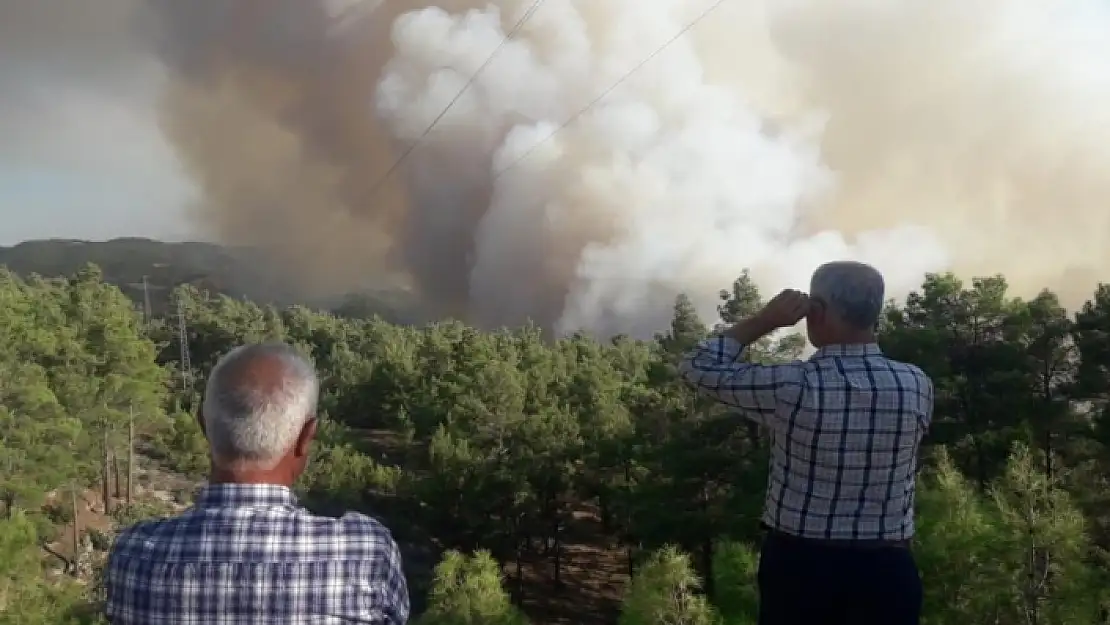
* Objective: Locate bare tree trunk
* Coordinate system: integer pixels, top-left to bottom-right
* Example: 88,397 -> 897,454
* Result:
102,429 -> 112,515
127,405 -> 136,505
113,454 -> 123,499
552,515 -> 562,587
70,486 -> 80,576
3,456 -> 12,517
514,539 -> 525,605
699,484 -> 716,600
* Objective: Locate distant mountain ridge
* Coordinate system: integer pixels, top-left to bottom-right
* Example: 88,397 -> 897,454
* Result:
0,238 -> 416,322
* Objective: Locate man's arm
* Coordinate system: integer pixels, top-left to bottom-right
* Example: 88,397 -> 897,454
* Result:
919,372 -> 935,434
103,546 -> 117,623
678,313 -> 807,427
381,536 -> 411,625
102,525 -> 144,625
911,370 -> 934,477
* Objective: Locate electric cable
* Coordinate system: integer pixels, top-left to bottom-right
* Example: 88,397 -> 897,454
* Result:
491,0 -> 730,180
364,0 -> 548,197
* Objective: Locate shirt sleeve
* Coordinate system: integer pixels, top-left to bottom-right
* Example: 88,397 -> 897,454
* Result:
920,373 -> 935,433
381,535 -> 411,625
104,543 -> 120,622
103,526 -> 138,624
678,335 -> 806,428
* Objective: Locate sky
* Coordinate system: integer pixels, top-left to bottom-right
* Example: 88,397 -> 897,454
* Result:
0,0 -> 381,246
0,1 -> 195,245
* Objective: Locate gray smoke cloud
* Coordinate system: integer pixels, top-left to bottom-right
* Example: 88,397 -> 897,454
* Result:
3,0 -> 1109,336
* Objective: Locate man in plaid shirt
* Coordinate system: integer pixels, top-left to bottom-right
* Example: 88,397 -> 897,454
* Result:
680,261 -> 932,625
105,343 -> 410,624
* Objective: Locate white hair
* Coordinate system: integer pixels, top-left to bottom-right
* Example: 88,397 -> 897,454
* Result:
201,343 -> 319,469
810,261 -> 886,330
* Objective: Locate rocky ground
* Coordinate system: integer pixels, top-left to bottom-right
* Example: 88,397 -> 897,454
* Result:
42,455 -> 194,580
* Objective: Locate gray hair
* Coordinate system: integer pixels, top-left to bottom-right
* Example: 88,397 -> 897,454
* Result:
202,343 -> 319,468
810,261 -> 885,330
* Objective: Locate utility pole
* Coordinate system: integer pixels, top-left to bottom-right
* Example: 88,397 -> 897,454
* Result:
177,297 -> 192,394
70,485 -> 80,575
101,428 -> 111,515
126,405 -> 135,505
142,275 -> 152,323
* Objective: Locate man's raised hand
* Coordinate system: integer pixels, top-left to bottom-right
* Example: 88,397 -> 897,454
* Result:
757,289 -> 810,329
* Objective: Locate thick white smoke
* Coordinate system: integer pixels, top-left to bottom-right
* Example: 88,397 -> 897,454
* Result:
375,0 -> 947,336
5,0 -> 1110,337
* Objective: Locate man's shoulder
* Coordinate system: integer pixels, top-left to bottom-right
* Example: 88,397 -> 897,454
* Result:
331,510 -> 398,543
876,357 -> 935,399
882,357 -> 932,381
257,508 -> 400,562
110,507 -> 397,560
109,513 -> 191,560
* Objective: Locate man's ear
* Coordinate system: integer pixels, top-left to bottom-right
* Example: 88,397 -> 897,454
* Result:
807,296 -> 827,323
293,416 -> 318,459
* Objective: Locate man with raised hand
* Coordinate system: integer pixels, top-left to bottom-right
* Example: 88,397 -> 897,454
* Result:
106,342 -> 409,624
679,261 -> 933,625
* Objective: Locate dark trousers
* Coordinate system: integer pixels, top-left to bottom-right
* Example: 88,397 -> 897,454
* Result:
758,531 -> 922,625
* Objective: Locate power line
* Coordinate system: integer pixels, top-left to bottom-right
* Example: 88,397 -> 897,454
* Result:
364,0 -> 548,198
492,0 -> 729,180
176,297 -> 192,394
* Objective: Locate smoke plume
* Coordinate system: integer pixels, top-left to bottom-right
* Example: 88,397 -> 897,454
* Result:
5,0 -> 1110,336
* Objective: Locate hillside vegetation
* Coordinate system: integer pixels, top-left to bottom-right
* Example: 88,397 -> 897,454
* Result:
3,262 -> 1110,624
0,238 -> 416,321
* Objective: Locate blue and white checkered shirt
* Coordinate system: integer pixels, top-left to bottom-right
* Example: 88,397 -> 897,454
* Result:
679,338 -> 933,541
105,483 -> 410,624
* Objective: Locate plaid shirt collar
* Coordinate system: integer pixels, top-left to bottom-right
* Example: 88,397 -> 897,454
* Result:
193,483 -> 300,510
811,342 -> 883,359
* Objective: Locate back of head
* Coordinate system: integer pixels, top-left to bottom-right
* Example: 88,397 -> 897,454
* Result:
202,342 -> 319,471
807,261 -> 885,346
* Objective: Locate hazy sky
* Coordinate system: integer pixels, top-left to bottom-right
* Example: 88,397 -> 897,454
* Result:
0,1 -> 195,245
0,0 -> 379,246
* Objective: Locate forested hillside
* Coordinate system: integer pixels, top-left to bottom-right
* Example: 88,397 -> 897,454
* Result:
0,238 -> 416,322
3,263 -> 1110,624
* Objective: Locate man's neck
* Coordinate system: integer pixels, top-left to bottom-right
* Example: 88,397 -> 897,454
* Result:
209,465 -> 293,488
817,331 -> 877,348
